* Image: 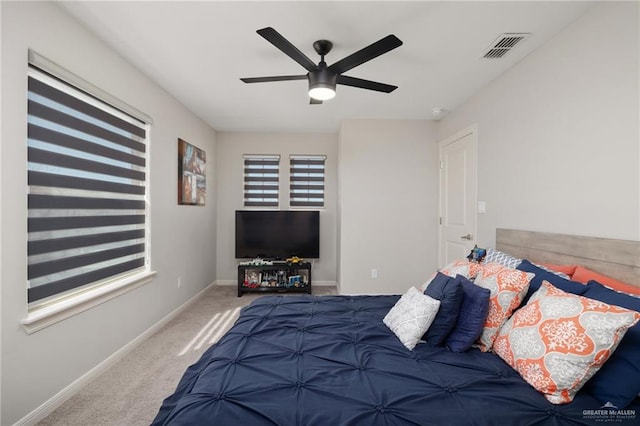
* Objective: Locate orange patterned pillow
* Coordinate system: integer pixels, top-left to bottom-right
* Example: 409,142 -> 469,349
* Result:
493,281 -> 640,404
473,262 -> 533,351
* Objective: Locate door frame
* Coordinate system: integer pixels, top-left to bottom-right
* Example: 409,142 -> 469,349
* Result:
437,124 -> 478,267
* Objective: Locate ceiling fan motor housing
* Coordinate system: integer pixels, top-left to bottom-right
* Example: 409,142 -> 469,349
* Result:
309,69 -> 337,89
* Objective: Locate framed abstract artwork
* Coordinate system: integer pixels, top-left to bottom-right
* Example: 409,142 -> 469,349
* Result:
178,138 -> 206,205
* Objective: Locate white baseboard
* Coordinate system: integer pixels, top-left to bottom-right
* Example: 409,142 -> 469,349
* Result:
215,280 -> 237,286
310,280 -> 337,287
15,281 -> 216,426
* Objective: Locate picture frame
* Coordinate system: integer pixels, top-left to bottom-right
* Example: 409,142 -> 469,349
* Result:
178,138 -> 206,205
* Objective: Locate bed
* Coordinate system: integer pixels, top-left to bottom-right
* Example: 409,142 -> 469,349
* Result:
152,229 -> 640,425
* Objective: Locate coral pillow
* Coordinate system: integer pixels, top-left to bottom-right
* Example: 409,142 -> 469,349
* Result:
539,263 -> 578,277
423,272 -> 464,346
493,281 -> 640,404
444,275 -> 491,352
473,263 -> 533,352
383,287 -> 440,350
572,266 -> 640,296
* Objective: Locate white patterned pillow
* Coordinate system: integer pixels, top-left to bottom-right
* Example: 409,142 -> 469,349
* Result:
384,287 -> 440,350
484,248 -> 522,269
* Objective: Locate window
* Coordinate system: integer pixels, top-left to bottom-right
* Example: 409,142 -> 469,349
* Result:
26,52 -> 151,306
243,155 -> 280,207
289,155 -> 326,208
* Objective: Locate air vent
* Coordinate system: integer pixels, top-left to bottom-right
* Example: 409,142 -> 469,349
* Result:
483,33 -> 531,59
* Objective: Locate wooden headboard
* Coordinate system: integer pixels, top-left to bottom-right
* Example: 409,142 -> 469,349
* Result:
496,228 -> 640,287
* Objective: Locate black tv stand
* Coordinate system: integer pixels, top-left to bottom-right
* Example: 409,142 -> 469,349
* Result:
238,262 -> 312,297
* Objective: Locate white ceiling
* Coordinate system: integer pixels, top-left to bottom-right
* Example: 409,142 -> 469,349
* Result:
57,1 -> 595,133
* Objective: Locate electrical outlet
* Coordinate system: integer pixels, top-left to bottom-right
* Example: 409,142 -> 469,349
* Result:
371,269 -> 378,279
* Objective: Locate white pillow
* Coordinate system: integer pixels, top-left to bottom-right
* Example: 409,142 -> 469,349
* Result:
383,287 -> 440,350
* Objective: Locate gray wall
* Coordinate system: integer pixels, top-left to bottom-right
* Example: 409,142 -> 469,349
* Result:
438,2 -> 640,246
1,2 -> 217,424
338,120 -> 439,294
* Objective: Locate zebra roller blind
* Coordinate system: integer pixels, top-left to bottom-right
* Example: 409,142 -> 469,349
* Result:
27,64 -> 149,304
289,155 -> 326,207
243,155 -> 280,207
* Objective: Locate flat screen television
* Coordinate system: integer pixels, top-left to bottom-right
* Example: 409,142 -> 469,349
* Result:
235,210 -> 320,259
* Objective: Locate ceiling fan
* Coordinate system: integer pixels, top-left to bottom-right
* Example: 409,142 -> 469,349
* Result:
240,27 -> 403,104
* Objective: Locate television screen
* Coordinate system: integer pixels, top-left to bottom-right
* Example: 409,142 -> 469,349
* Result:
235,210 -> 320,259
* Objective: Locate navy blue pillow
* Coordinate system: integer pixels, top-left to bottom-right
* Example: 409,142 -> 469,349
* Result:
444,275 -> 490,352
581,280 -> 640,409
516,259 -> 588,303
423,272 -> 464,346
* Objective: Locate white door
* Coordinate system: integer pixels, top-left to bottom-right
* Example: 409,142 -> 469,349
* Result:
438,126 -> 477,266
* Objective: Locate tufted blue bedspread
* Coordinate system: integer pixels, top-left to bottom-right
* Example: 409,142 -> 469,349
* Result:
152,295 -> 640,425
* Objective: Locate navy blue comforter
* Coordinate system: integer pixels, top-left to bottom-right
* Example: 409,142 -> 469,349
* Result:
153,295 -> 639,425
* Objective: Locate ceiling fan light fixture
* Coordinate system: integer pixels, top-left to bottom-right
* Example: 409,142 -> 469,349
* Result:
309,85 -> 336,101
308,70 -> 337,101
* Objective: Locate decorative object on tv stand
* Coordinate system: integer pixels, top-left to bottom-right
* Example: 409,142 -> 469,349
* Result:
178,138 -> 206,205
237,262 -> 312,297
242,258 -> 273,266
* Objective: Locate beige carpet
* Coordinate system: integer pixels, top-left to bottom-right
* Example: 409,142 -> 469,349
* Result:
37,284 -> 338,426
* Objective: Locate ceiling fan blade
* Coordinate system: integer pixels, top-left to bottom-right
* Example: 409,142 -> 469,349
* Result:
309,98 -> 323,105
240,75 -> 308,83
257,27 -> 319,72
328,35 -> 403,75
336,75 -> 397,93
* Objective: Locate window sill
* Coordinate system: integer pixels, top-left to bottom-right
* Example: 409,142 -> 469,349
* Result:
21,270 -> 157,334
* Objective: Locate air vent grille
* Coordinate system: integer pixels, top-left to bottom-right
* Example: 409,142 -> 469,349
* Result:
483,33 -> 531,59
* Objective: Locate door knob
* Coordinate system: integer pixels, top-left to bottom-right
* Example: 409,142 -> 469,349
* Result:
460,234 -> 472,240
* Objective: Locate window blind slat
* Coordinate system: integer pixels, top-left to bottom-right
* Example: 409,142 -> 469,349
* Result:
245,193 -> 279,200
290,159 -> 325,166
289,201 -> 324,207
28,194 -> 145,210
244,159 -> 279,166
243,176 -> 279,182
29,171 -> 145,195
290,176 -> 324,182
244,201 -> 279,207
290,184 -> 325,191
28,214 -> 145,232
28,229 -> 145,255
